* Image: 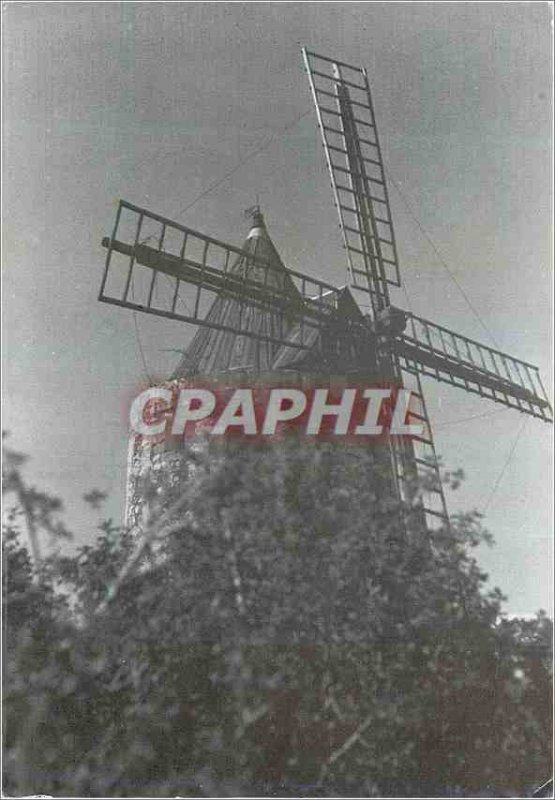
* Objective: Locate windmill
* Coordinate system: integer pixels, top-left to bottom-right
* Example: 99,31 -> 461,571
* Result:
99,48 -> 552,533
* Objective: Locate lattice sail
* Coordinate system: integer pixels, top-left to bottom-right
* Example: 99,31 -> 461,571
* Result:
391,311 -> 552,421
302,48 -> 401,314
391,368 -> 450,530
99,200 -> 353,351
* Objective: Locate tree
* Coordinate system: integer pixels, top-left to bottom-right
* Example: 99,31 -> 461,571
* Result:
2,436 -> 552,796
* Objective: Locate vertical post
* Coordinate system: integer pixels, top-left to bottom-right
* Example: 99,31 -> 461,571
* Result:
476,342 -> 489,373
171,278 -> 181,314
512,360 -> 528,396
523,364 -> 543,403
98,201 -> 123,299
422,321 -> 440,380
171,231 -> 188,315
122,210 -> 144,303
147,224 -> 165,308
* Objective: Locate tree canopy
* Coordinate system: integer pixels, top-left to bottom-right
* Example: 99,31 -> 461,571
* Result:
2,435 -> 552,797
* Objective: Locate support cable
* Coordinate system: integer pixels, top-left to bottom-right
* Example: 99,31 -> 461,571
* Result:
130,279 -> 153,386
481,416 -> 528,514
433,406 -> 510,429
140,107 -> 311,245
131,108 -> 311,377
132,307 -> 152,386
385,168 -> 502,351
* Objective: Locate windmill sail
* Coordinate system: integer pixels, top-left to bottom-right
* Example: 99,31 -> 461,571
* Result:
303,48 -> 449,530
302,48 -> 401,314
391,311 -> 552,421
100,200 -> 348,351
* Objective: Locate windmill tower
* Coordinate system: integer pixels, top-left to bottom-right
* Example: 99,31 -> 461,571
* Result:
99,49 -> 552,537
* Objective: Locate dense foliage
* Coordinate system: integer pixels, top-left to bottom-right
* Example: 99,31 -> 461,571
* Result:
2,436 -> 552,797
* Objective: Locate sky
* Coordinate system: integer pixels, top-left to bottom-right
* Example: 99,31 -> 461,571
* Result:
3,1 -> 553,616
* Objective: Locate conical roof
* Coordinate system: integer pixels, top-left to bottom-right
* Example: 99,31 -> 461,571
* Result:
171,211 -> 299,378
171,213 -> 373,380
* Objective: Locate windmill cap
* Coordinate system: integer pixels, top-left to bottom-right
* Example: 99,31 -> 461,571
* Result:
245,205 -> 267,239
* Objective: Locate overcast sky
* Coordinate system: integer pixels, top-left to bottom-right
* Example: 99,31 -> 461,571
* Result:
3,1 -> 553,616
